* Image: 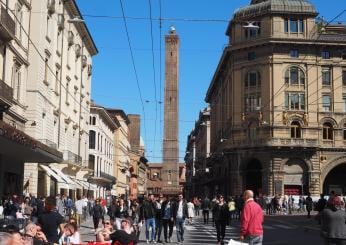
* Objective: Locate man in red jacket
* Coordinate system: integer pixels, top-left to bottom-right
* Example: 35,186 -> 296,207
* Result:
240,190 -> 264,245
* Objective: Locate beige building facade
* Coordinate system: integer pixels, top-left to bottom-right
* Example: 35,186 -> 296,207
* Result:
203,0 -> 346,197
0,0 -> 63,198
106,109 -> 131,197
23,0 -> 97,197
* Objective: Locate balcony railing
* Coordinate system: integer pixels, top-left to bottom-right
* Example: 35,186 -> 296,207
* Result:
0,78 -> 13,111
230,137 -> 319,148
0,6 -> 15,42
38,139 -> 57,149
100,172 -> 116,184
63,150 -> 82,165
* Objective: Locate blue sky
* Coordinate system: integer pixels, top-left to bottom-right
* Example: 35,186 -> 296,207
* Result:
76,0 -> 345,162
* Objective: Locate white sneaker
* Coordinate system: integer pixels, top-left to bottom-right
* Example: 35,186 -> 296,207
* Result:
146,240 -> 150,244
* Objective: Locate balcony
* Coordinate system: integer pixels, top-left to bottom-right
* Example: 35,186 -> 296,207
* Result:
63,150 -> 82,165
0,79 -> 12,112
229,137 -> 319,148
100,172 -> 117,184
38,139 -> 57,149
0,6 -> 15,42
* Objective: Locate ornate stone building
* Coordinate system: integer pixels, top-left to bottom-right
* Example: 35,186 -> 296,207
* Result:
205,0 -> 346,197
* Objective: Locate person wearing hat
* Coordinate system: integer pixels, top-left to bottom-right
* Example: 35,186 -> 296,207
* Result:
110,218 -> 138,245
321,196 -> 346,245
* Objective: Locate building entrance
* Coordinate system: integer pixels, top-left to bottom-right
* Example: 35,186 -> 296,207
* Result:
245,159 -> 262,195
283,160 -> 308,195
323,163 -> 346,195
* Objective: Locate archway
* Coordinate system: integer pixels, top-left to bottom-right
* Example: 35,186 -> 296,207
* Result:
323,163 -> 346,195
245,159 -> 262,195
283,160 -> 308,195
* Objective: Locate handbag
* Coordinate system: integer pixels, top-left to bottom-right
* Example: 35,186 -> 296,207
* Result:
228,239 -> 249,245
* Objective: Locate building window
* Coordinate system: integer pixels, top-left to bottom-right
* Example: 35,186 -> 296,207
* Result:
92,117 -> 96,125
285,66 -> 305,85
290,49 -> 299,58
342,70 -> 346,86
343,123 -> 346,140
245,71 -> 261,87
321,51 -> 330,59
55,68 -> 60,93
285,18 -> 304,33
322,68 -> 331,85
11,64 -> 21,102
89,130 -> 96,149
15,3 -> 23,41
65,81 -> 69,104
291,121 -> 301,138
89,154 -> 95,170
244,22 -> 261,39
322,94 -> 331,112
46,15 -> 51,40
248,52 -> 256,61
44,57 -> 49,84
323,122 -> 333,140
342,50 -> 346,60
285,93 -> 305,111
245,95 -> 261,112
343,95 -> 346,112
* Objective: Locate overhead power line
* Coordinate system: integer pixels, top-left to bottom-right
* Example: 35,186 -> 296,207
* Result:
119,0 -> 148,143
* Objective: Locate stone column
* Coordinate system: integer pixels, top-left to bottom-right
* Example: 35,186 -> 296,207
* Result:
309,171 -> 321,196
23,163 -> 38,196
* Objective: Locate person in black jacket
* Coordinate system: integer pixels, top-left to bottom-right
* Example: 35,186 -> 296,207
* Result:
114,198 -> 129,230
155,195 -> 164,243
92,199 -> 105,230
161,196 -> 174,243
141,194 -> 157,243
212,194 -> 229,245
172,193 -> 188,244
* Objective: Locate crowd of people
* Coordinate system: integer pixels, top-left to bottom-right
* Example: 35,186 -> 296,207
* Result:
0,190 -> 344,245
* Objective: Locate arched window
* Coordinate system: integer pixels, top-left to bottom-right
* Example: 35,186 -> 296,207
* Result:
323,122 -> 333,140
285,66 -> 305,85
291,121 -> 301,138
89,130 -> 96,149
92,116 -> 96,125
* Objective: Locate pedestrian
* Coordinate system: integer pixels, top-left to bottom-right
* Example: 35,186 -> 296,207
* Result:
96,218 -> 114,242
56,194 -> 65,218
74,196 -> 85,227
201,196 -> 211,224
316,194 -> 327,224
92,199 -> 104,230
38,196 -> 65,244
155,194 -> 164,243
228,197 -> 236,225
240,190 -> 264,245
141,194 -> 156,244
23,222 -> 49,244
64,196 -> 74,219
305,193 -> 313,219
115,198 -> 129,230
161,196 -> 174,243
172,193 -> 188,245
187,199 -> 195,225
213,195 -> 229,245
321,196 -> 346,245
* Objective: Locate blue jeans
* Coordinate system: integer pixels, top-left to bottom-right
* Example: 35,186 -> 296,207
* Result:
145,218 -> 156,241
245,235 -> 263,245
176,217 -> 185,242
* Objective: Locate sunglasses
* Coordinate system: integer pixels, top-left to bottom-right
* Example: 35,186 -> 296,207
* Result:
104,222 -> 111,225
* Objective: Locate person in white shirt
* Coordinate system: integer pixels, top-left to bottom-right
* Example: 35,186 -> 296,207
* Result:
75,196 -> 86,227
173,194 -> 188,245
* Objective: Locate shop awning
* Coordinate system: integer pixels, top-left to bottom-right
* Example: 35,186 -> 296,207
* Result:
0,120 -> 63,163
50,166 -> 77,189
39,165 -> 69,189
74,179 -> 89,189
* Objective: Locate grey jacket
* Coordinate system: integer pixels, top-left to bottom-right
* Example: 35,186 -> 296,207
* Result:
321,208 -> 346,239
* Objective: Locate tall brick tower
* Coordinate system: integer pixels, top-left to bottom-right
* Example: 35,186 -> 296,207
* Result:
162,27 -> 180,194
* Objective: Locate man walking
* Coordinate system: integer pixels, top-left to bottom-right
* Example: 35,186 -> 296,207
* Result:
173,193 -> 188,245
141,194 -> 157,244
240,190 -> 264,245
201,196 -> 211,224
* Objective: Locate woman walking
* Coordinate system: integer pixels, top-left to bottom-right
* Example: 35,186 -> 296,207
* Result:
187,199 -> 195,225
213,195 -> 229,245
